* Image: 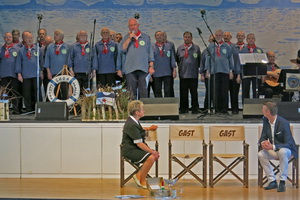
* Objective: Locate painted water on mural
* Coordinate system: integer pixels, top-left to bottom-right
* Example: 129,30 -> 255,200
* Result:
0,6 -> 299,108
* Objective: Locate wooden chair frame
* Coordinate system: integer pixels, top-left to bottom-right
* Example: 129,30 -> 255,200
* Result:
168,125 -> 207,187
257,126 -> 299,188
209,126 -> 249,188
120,130 -> 158,187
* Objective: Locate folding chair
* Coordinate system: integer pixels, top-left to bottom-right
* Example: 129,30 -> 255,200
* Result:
257,126 -> 299,188
209,126 -> 248,188
120,129 -> 158,187
168,125 -> 207,187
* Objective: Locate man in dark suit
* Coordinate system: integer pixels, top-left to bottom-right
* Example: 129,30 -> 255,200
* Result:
258,100 -> 298,192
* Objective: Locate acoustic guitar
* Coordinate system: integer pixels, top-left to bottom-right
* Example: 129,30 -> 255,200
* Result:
265,69 -> 281,87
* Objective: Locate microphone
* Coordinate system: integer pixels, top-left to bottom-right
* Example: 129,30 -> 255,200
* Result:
200,9 -> 206,16
131,30 -> 135,41
197,27 -> 202,35
37,14 -> 43,20
134,13 -> 140,19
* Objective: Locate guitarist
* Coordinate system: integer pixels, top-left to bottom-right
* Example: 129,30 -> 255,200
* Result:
261,51 -> 289,101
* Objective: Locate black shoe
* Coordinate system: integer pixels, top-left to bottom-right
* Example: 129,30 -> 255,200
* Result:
179,109 -> 188,114
12,110 -> 20,115
264,181 -> 278,190
277,181 -> 286,192
192,110 -> 199,114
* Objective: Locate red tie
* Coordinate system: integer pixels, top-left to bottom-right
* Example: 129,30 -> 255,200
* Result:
55,41 -> 64,55
25,44 -> 34,60
184,43 -> 192,58
216,41 -> 223,57
102,39 -> 109,54
156,42 -> 164,57
3,43 -> 14,58
247,44 -> 256,53
271,64 -> 275,71
80,41 -> 88,56
237,42 -> 244,50
134,30 -> 141,48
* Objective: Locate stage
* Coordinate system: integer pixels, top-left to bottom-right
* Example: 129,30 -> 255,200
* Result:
0,109 -> 299,181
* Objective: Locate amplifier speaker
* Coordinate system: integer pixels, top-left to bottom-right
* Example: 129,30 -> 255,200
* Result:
35,102 -> 68,120
140,97 -> 179,120
278,102 -> 300,121
243,98 -> 281,119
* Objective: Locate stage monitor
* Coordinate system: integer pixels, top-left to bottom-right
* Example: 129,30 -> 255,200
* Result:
35,102 -> 68,120
140,97 -> 179,120
243,98 -> 281,119
278,102 -> 300,121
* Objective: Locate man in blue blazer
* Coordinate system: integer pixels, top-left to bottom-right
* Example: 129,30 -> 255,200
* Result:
258,100 -> 298,192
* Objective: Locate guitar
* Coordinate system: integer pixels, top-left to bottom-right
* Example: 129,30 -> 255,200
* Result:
265,69 -> 281,87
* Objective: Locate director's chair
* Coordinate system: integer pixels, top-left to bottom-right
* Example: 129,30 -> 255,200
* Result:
168,125 -> 207,187
209,126 -> 248,188
120,129 -> 158,187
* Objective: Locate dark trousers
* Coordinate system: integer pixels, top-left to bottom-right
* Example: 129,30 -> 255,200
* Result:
23,78 -> 38,111
261,83 -> 290,101
242,77 -> 262,102
0,77 -> 22,112
204,77 -> 213,110
211,73 -> 229,113
152,76 -> 173,98
75,73 -> 89,92
96,73 -> 116,88
229,74 -> 241,112
126,70 -> 148,99
179,78 -> 199,112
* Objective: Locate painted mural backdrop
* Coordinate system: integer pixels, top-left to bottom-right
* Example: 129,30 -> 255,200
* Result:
0,0 -> 299,106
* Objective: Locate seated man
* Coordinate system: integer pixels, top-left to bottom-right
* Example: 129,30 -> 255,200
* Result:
261,51 -> 288,101
258,101 -> 298,192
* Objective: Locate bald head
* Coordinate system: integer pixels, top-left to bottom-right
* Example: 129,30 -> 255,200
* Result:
128,18 -> 140,33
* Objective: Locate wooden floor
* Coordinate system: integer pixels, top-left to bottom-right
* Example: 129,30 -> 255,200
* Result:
0,178 -> 299,199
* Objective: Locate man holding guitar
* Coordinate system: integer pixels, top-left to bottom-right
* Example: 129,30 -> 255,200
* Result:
261,51 -> 289,101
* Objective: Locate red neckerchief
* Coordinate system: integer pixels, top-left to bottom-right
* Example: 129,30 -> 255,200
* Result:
39,41 -> 46,47
102,39 -> 109,54
80,41 -> 88,56
227,41 -> 232,45
25,44 -> 34,60
156,42 -> 164,57
134,30 -> 141,48
55,41 -> 64,55
237,42 -> 245,50
216,40 -> 224,57
184,43 -> 192,58
247,44 -> 256,53
3,43 -> 14,58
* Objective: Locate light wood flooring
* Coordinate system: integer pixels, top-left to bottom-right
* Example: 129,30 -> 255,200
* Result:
0,178 -> 299,200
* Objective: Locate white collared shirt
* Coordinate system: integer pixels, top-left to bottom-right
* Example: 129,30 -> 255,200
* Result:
268,115 -> 277,150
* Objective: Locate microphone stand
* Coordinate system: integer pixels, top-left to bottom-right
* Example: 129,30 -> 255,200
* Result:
201,12 -> 218,116
22,14 -> 43,116
88,19 -> 96,92
196,28 -> 214,119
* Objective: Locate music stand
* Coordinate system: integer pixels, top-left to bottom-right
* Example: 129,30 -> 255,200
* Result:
243,63 -> 267,98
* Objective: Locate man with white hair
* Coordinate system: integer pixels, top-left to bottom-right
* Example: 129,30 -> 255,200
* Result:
44,29 -> 69,99
68,30 -> 92,91
121,18 -> 154,99
15,32 -> 43,112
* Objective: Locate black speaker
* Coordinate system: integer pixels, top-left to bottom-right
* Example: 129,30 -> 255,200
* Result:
35,102 -> 68,120
243,98 -> 281,118
278,102 -> 300,121
140,97 -> 179,120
